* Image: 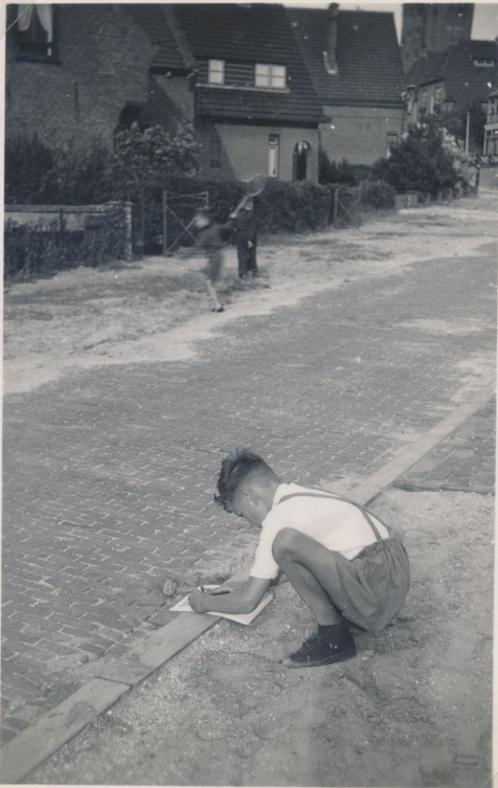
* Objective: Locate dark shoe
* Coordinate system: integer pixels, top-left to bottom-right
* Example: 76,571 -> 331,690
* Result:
282,622 -> 356,669
211,305 -> 224,313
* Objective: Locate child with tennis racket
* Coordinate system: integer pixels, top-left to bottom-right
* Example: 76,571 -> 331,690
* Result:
193,176 -> 266,312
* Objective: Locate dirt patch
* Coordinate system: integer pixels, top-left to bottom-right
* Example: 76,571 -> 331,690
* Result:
29,488 -> 493,787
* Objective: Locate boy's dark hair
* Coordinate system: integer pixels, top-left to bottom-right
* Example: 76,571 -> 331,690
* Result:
214,449 -> 276,512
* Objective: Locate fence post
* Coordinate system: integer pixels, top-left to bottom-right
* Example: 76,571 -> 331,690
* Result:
124,201 -> 133,262
332,187 -> 338,224
162,191 -> 168,256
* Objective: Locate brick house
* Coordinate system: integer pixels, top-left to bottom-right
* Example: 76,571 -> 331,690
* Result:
289,5 -> 406,166
6,3 -> 325,184
171,3 -> 326,182
405,40 -> 498,125
5,4 -> 195,149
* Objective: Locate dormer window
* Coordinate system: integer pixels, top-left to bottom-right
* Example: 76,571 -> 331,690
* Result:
255,63 -> 287,90
16,4 -> 56,59
473,58 -> 495,68
208,59 -> 225,85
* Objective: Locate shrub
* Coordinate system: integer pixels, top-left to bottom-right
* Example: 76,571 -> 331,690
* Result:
371,113 -> 460,198
112,123 -> 200,254
5,134 -> 55,204
360,179 -> 396,211
37,139 -> 115,205
4,205 -> 127,280
256,179 -> 333,232
319,151 -> 358,186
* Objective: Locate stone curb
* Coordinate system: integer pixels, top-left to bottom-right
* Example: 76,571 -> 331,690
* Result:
320,377 -> 496,506
1,383 -> 495,783
0,611 -> 224,783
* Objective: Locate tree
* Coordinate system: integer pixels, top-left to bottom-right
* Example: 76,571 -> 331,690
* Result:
434,101 -> 486,153
371,112 -> 464,197
112,123 -> 200,255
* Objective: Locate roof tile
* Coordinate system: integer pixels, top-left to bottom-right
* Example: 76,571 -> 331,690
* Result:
289,8 -> 405,108
173,4 -> 326,123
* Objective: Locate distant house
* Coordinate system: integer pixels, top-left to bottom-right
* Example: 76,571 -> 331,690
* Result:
400,3 -> 474,73
289,5 -> 406,166
483,89 -> 498,157
172,3 -> 326,182
5,4 -> 194,149
405,40 -> 498,123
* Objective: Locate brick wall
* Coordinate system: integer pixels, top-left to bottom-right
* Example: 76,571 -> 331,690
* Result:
145,74 -> 194,129
320,105 -> 405,165
5,5 -> 157,149
198,121 -> 320,183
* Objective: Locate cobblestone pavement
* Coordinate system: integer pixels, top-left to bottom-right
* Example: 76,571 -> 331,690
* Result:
2,233 -> 496,741
396,398 -> 495,495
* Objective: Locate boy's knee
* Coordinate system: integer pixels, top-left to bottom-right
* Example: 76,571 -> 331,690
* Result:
272,528 -> 301,562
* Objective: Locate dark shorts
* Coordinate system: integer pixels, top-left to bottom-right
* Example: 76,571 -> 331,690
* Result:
202,249 -> 224,283
328,536 -> 410,635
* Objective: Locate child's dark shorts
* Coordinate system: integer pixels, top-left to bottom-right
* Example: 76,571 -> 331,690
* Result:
327,535 -> 410,635
202,249 -> 224,283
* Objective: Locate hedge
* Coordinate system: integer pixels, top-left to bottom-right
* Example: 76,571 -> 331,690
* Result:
4,205 -> 126,280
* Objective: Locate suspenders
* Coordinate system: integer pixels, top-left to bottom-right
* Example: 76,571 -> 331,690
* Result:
276,489 -> 384,542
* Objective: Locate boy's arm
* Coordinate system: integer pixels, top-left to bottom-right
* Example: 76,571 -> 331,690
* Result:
189,576 -> 271,615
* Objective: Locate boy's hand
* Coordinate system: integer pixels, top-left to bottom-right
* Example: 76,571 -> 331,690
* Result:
189,589 -> 210,613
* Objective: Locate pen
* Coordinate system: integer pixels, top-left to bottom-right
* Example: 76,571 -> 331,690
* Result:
199,586 -> 230,595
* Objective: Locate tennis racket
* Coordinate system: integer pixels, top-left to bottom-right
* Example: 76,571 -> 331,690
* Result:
231,174 -> 267,217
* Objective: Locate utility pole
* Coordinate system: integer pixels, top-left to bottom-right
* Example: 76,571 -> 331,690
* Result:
465,110 -> 470,154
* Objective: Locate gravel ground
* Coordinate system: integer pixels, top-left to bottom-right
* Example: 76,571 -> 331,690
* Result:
4,193 -> 498,395
28,487 -> 493,787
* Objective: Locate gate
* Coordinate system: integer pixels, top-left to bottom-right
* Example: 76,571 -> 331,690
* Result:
331,186 -> 362,228
161,191 -> 209,255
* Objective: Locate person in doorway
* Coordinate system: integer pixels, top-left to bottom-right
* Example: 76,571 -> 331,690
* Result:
231,199 -> 258,280
192,208 -> 232,313
189,450 -> 410,668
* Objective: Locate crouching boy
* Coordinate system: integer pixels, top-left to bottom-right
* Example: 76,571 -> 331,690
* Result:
189,450 -> 410,668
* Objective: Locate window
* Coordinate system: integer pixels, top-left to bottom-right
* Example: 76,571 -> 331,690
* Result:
386,133 -> 398,158
255,63 -> 287,90
208,59 -> 225,85
16,4 -> 55,59
473,59 -> 495,68
268,133 -> 280,177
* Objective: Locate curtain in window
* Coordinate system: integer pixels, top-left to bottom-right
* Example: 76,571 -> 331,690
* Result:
36,5 -> 53,40
16,4 -> 34,31
16,4 -> 53,39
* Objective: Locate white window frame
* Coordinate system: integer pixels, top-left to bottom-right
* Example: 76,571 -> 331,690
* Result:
255,63 -> 287,90
208,59 -> 225,85
268,133 -> 280,178
386,132 -> 399,158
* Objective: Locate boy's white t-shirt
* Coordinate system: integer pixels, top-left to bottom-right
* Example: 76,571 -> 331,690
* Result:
250,483 -> 389,580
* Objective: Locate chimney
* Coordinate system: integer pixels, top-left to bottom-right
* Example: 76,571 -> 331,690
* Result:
324,3 -> 339,75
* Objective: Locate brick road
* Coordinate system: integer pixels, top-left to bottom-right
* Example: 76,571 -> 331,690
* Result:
396,398 -> 495,495
2,234 -> 496,741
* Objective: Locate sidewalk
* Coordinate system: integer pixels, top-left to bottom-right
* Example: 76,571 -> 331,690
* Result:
26,399 -> 495,787
2,193 -> 497,747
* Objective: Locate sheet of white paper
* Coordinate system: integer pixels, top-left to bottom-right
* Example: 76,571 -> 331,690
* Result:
170,585 -> 273,625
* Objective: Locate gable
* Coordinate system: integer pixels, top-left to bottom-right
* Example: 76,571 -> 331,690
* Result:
172,4 -> 325,124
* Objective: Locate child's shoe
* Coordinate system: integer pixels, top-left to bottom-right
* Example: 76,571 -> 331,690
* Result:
283,621 -> 356,668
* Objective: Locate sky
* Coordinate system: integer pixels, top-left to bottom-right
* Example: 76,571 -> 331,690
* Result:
284,2 -> 498,42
